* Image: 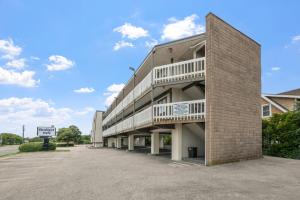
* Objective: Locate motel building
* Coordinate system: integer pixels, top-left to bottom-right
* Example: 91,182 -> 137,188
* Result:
91,13 -> 262,166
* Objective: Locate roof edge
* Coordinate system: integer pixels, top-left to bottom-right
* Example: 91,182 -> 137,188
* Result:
206,12 -> 261,47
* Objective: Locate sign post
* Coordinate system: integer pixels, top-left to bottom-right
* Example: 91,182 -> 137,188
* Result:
37,126 -> 56,150
22,125 -> 25,144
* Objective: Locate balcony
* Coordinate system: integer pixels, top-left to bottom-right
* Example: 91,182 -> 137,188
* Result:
153,57 -> 205,85
103,100 -> 205,137
153,99 -> 205,123
102,57 -> 206,127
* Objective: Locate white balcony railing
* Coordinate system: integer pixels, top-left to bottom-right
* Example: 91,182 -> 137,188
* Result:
103,100 -> 205,137
103,58 -> 206,127
153,99 -> 205,122
104,125 -> 116,137
134,71 -> 152,99
153,57 -> 205,84
122,116 -> 133,132
134,106 -> 152,127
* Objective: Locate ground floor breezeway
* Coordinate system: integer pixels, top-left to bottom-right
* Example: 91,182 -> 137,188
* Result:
103,122 -> 205,164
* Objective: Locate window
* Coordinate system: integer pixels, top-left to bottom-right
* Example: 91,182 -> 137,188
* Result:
262,104 -> 271,117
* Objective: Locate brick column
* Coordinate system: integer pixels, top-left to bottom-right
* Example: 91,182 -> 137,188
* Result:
205,13 -> 262,165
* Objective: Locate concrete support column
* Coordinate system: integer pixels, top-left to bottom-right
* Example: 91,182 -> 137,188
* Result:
128,134 -> 134,151
116,136 -> 122,149
151,132 -> 160,155
172,124 -> 182,161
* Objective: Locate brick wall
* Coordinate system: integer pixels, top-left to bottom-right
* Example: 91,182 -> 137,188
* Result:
205,13 -> 262,165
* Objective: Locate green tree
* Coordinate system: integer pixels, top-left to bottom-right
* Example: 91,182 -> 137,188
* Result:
0,133 -> 22,145
56,128 -> 76,145
69,125 -> 82,144
79,135 -> 91,144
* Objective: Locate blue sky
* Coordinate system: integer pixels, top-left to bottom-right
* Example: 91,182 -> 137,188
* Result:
0,0 -> 300,137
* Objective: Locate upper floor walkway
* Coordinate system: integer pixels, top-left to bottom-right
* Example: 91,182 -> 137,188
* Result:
103,99 -> 205,137
103,57 -> 205,127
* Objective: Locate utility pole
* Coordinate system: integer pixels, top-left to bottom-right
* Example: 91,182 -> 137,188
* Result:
22,125 -> 25,144
129,66 -> 136,128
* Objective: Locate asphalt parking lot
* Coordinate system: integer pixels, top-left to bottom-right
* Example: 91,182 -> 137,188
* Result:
0,145 -> 299,200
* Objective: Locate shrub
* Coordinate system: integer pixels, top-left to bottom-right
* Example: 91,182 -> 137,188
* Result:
19,142 -> 56,152
56,142 -> 74,147
262,110 -> 300,159
47,142 -> 56,150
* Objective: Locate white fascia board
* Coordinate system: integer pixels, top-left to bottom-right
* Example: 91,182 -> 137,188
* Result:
263,94 -> 300,99
190,40 -> 206,49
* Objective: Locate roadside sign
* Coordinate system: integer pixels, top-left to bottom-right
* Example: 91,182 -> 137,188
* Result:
37,126 -> 56,137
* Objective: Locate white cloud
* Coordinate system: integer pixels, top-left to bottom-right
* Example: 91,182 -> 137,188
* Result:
271,67 -> 280,71
5,58 -> 26,69
161,14 -> 205,41
30,56 -> 40,61
0,67 -> 39,87
0,38 -> 39,87
103,83 -> 125,106
113,23 -> 148,40
292,35 -> 300,43
74,87 -> 95,94
0,38 -> 22,60
0,97 -> 94,137
113,40 -> 134,51
145,39 -> 158,48
285,35 -> 300,48
46,55 -> 75,71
